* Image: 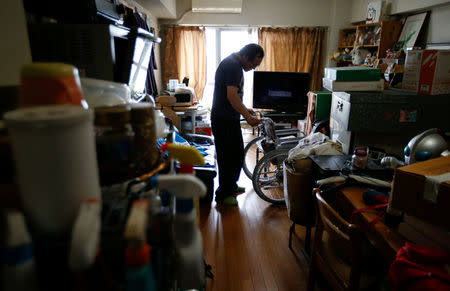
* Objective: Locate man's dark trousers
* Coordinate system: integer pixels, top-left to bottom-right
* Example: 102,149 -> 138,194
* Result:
211,117 -> 244,202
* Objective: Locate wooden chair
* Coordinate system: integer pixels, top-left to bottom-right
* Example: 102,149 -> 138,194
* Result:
307,189 -> 380,291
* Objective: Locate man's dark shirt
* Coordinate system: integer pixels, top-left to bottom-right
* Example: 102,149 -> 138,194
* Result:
211,53 -> 244,121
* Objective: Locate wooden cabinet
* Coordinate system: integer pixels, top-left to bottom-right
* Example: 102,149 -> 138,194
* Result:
337,21 -> 402,59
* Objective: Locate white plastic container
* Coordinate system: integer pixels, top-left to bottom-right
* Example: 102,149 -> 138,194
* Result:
80,77 -> 131,107
2,210 -> 38,291
4,105 -> 101,235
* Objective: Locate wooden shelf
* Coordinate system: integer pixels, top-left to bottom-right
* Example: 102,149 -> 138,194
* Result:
337,21 -> 402,59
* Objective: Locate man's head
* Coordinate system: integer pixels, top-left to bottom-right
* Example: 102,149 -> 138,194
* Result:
238,44 -> 264,72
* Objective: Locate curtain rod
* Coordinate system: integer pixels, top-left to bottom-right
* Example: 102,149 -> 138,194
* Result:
161,24 -> 328,29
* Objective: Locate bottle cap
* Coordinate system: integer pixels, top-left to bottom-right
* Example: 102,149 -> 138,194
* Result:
125,243 -> 151,267
180,164 -> 194,174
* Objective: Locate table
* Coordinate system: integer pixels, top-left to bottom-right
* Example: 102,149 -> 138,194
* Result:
336,187 -> 406,263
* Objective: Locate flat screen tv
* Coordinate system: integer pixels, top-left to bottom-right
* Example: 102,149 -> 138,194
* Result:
253,71 -> 310,114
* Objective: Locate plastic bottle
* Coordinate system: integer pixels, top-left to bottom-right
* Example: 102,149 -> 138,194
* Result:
69,198 -> 102,272
125,243 -> 157,291
174,197 -> 205,290
152,171 -> 206,290
1,210 -> 38,291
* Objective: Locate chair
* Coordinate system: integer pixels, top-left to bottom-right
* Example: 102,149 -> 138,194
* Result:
307,189 -> 381,291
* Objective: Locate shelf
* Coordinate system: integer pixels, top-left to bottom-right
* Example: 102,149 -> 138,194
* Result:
336,21 -> 402,59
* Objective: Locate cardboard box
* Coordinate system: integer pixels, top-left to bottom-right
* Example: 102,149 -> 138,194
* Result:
390,156 -> 450,230
402,49 -> 450,95
402,50 -> 423,93
322,77 -> 384,91
418,50 -> 450,95
324,66 -> 382,81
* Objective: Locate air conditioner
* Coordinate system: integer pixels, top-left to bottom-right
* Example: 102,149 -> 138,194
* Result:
192,0 -> 242,13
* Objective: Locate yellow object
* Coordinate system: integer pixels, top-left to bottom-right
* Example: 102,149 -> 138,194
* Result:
21,63 -> 79,77
165,143 -> 205,166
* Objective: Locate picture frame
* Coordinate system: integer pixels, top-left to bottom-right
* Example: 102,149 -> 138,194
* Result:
366,1 -> 383,24
394,12 -> 428,51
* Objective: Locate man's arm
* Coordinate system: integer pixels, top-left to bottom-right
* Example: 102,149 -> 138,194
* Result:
226,86 -> 260,127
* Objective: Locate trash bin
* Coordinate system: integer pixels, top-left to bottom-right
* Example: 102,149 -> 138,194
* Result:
283,158 -> 315,226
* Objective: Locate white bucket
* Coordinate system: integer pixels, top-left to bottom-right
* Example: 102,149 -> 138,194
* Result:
4,105 -> 101,235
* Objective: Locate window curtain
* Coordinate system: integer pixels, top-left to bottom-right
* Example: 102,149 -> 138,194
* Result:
163,26 -> 206,101
258,27 -> 326,91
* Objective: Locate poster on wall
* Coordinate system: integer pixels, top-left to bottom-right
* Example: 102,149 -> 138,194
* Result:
395,12 -> 428,51
366,1 -> 383,23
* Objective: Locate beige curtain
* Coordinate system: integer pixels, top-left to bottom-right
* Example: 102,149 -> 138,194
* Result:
258,27 -> 326,91
163,26 -> 206,101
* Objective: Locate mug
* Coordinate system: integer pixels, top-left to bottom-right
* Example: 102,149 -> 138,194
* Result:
20,62 -> 88,109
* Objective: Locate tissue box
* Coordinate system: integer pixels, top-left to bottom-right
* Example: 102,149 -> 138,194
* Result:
390,156 -> 450,230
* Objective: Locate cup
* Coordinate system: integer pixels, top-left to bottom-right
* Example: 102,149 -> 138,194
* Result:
4,105 -> 101,235
20,63 -> 88,109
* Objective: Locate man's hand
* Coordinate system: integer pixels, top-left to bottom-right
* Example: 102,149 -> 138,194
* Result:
246,115 -> 261,127
247,108 -> 256,116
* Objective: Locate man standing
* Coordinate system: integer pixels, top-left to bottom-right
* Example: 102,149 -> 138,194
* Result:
211,43 -> 264,206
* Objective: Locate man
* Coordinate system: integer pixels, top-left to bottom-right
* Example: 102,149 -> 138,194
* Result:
211,43 -> 264,206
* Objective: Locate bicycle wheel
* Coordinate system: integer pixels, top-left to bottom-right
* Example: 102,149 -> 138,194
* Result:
243,135 -> 264,179
252,149 -> 289,204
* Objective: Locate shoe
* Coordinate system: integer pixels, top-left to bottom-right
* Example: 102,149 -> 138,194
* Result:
235,186 -> 246,194
217,196 -> 238,206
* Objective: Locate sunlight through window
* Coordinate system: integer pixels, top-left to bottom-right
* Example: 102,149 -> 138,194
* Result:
202,27 -> 258,109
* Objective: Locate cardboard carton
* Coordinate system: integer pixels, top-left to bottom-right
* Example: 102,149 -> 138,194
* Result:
402,50 -> 423,93
418,50 -> 450,95
402,49 -> 450,95
390,156 -> 450,230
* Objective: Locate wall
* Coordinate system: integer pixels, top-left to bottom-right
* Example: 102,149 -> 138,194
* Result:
158,0 -> 355,89
349,0 -> 450,44
0,0 -> 32,86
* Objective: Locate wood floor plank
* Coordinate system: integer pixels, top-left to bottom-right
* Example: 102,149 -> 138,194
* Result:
200,130 -> 319,291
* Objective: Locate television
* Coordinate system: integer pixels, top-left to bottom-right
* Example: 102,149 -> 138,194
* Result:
253,71 -> 310,115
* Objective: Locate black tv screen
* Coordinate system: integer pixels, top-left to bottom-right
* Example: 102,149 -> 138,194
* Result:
253,71 -> 310,114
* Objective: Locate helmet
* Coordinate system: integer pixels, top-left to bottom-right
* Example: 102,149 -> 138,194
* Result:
404,128 -> 448,164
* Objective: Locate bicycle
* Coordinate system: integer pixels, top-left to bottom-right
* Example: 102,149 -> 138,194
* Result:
243,113 -> 302,179
250,118 -> 330,204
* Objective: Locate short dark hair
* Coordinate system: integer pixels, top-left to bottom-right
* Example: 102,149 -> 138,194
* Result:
239,43 -> 264,60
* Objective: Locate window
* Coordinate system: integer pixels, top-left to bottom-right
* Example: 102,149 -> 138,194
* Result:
202,27 -> 258,109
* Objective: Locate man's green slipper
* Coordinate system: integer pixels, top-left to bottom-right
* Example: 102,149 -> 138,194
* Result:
218,196 -> 238,206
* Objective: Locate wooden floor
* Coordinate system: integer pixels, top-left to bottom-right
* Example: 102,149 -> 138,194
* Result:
199,130 -> 319,291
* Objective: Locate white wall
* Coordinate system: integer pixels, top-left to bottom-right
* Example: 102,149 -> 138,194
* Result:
159,0 -> 355,87
171,0 -> 333,26
349,0 -> 450,44
0,0 -> 32,86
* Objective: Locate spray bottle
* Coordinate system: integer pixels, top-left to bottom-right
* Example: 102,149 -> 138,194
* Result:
1,210 -> 38,291
154,143 -> 206,290
123,199 -> 157,291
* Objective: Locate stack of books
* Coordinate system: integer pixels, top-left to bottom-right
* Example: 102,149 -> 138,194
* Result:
323,66 -> 384,91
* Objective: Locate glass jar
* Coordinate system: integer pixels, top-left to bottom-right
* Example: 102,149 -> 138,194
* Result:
129,103 -> 161,176
94,106 -> 134,165
352,147 -> 368,169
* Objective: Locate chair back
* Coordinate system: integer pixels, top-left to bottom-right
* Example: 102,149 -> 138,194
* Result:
310,189 -> 364,291
315,190 -> 359,255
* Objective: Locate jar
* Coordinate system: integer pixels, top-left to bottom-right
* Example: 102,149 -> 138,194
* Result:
352,147 -> 368,169
94,106 -> 134,165
129,103 -> 161,175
